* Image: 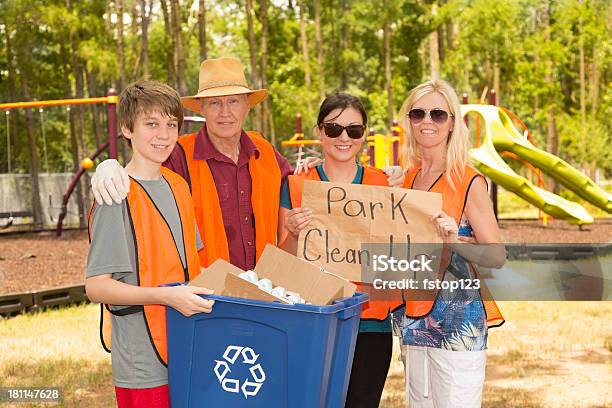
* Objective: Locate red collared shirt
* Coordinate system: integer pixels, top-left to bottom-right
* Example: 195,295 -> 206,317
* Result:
163,126 -> 292,270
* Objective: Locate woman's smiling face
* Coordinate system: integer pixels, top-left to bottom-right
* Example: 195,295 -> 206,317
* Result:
409,92 -> 454,150
317,107 -> 365,163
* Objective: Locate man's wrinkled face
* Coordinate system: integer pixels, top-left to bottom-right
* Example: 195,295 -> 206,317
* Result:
200,94 -> 250,141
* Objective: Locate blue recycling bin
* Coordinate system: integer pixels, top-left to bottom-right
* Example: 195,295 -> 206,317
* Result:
166,291 -> 368,408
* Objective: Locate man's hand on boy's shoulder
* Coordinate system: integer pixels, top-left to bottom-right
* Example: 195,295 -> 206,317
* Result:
91,159 -> 131,205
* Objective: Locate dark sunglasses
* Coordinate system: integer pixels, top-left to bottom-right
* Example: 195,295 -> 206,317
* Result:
319,122 -> 366,139
407,108 -> 453,124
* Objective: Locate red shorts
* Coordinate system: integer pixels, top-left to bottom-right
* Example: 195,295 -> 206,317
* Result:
114,384 -> 169,408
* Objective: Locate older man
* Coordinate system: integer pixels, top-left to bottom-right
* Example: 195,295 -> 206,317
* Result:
93,58 -> 291,270
92,57 -> 403,270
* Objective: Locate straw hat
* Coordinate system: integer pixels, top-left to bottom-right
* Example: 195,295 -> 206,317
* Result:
181,57 -> 268,113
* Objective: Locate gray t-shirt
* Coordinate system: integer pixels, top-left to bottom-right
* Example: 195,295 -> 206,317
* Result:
87,177 -> 203,388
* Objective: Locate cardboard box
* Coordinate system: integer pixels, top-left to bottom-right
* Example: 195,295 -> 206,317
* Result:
189,244 -> 356,305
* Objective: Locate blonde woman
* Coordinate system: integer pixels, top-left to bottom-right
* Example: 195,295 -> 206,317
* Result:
398,79 -> 505,408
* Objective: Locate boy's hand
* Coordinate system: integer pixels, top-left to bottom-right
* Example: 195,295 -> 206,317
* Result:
384,166 -> 405,187
162,285 -> 215,317
91,159 -> 130,205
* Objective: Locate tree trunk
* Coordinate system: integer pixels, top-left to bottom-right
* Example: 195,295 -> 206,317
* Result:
298,0 -> 312,114
86,68 -> 103,148
445,20 -> 454,51
18,75 -> 44,227
260,0 -> 273,142
131,0 -> 139,78
245,0 -> 259,87
169,0 -> 187,95
160,0 -> 176,87
418,38 -> 427,82
105,1 -> 114,42
69,24 -> 89,227
71,52 -> 85,159
493,60 -> 500,106
198,0 -> 207,62
578,3 -> 590,178
3,21 -> 20,172
339,0 -> 349,90
590,48 -> 599,120
313,0 -> 325,100
578,19 -> 586,127
543,2 -> 559,194
383,6 -> 394,127
532,7 -> 539,117
138,0 -> 150,78
437,23 -> 445,65
429,4 -> 440,80
245,0 -> 262,130
438,0 -> 449,58
116,0 -> 126,90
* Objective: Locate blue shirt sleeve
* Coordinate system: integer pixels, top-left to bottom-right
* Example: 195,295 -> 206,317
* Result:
280,179 -> 292,209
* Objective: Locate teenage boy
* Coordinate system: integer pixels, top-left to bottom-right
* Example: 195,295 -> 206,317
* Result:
86,81 -> 214,408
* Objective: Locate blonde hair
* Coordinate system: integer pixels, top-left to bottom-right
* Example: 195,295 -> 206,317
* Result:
399,79 -> 471,190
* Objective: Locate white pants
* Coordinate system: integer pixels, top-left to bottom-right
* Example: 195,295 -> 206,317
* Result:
406,345 -> 486,408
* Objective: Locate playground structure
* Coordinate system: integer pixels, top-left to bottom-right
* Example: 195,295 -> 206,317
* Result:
464,104 -> 610,225
282,99 -> 611,226
0,91 -> 120,233
0,92 -> 210,235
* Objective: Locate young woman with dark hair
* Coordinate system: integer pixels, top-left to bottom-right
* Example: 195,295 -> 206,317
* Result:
279,93 -> 403,408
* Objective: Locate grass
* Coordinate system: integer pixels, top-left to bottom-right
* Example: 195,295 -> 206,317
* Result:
1,302 -> 611,407
381,301 -> 612,408
0,304 -> 114,408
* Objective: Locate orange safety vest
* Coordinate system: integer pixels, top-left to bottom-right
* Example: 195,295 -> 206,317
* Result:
287,166 -> 404,320
178,131 -> 281,267
88,167 -> 201,365
402,166 -> 505,328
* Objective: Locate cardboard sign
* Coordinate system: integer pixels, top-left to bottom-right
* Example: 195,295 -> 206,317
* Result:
297,180 -> 443,281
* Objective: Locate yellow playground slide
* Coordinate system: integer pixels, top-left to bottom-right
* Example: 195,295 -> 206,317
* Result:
462,104 -> 612,225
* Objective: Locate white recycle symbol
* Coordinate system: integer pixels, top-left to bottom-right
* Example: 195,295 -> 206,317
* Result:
214,345 -> 266,399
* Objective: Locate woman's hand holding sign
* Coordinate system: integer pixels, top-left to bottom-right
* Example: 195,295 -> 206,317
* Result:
431,211 -> 459,243
279,206 -> 313,255
285,207 -> 313,238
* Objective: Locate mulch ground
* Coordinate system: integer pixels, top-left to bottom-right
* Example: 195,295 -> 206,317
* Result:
0,230 -> 89,294
499,218 -> 612,243
1,219 -> 610,294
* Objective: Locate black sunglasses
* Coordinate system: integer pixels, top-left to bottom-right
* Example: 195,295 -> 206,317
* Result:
407,108 -> 453,124
319,122 -> 366,139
